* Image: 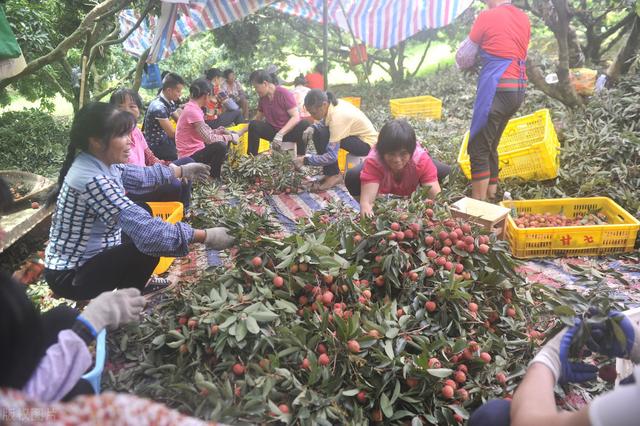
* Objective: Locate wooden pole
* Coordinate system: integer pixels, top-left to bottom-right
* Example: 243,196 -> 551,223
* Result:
78,55 -> 88,109
323,0 -> 329,90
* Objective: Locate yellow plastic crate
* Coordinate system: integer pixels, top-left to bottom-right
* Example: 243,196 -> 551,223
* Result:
338,149 -> 347,172
340,97 -> 361,108
457,109 -> 560,181
227,123 -> 270,157
389,95 -> 442,120
500,197 -> 640,258
147,202 -> 184,275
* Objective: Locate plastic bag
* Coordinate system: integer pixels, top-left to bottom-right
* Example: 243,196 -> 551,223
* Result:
570,68 -> 597,96
141,63 -> 163,90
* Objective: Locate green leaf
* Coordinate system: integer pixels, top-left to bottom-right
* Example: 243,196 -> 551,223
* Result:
448,404 -> 469,418
277,346 -> 300,358
120,334 -> 128,352
274,299 -> 298,313
251,310 -> 279,322
386,328 -> 399,339
246,316 -> 260,334
452,339 -> 468,353
385,340 -> 395,359
391,410 -> 414,420
426,368 -> 453,378
151,334 -> 166,346
342,389 -> 360,396
553,305 -> 576,317
166,340 -> 185,348
236,320 -> 248,341
219,315 -> 237,329
380,392 -> 393,418
390,380 -> 401,403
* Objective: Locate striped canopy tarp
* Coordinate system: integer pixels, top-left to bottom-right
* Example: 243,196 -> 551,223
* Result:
120,0 -> 473,63
273,0 -> 474,50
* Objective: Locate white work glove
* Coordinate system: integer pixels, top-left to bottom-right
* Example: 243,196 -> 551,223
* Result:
204,227 -> 235,250
229,132 -> 240,145
272,133 -> 284,151
80,288 -> 146,332
292,156 -> 305,170
302,126 -> 315,145
179,163 -> 210,182
529,322 -> 598,384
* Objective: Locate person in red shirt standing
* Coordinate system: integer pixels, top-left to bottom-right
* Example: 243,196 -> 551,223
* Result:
305,63 -> 325,90
456,0 -> 530,201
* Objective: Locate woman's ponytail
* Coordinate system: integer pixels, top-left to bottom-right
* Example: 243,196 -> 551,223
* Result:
189,78 -> 212,100
326,91 -> 338,106
47,144 -> 77,206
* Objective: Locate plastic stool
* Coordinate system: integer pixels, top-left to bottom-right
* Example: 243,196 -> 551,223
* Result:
82,329 -> 107,394
345,154 -> 366,170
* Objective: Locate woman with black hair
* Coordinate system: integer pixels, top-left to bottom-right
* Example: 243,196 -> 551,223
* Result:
221,68 -> 249,118
203,68 -> 243,128
293,89 -> 376,191
0,271 -> 232,424
345,119 -> 448,218
175,78 -> 239,179
247,69 -> 310,156
292,75 -> 312,122
44,102 -> 235,301
0,270 -> 144,402
110,88 -> 194,210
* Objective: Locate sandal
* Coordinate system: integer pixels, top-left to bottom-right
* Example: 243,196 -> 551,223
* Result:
142,277 -> 172,295
308,181 -> 323,193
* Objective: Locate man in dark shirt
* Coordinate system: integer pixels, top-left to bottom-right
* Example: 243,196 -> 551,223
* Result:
143,73 -> 185,161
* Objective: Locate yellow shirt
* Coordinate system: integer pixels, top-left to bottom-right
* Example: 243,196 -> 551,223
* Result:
325,100 -> 378,146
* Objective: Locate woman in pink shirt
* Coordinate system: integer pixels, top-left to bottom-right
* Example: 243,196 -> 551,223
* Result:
247,69 -> 310,155
110,88 -> 195,209
175,79 -> 238,179
345,119 -> 450,218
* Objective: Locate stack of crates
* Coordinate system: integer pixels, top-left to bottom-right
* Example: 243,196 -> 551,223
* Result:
458,109 -> 560,181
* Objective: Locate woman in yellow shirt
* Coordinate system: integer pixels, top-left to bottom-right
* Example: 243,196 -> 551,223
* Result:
294,90 -> 377,191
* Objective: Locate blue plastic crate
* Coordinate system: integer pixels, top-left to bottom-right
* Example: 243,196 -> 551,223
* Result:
81,329 -> 106,393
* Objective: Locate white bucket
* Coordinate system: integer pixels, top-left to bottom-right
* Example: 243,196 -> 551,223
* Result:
345,154 -> 366,170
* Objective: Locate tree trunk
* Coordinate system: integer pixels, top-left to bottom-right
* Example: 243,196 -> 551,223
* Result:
132,48 -> 150,92
607,15 -> 640,81
550,0 -> 583,107
567,26 -> 584,67
0,0 -> 130,91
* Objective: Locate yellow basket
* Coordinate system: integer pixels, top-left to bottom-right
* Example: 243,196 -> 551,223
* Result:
500,197 -> 640,258
389,95 -> 442,120
147,202 -> 184,275
227,123 -> 270,157
338,149 -> 347,172
340,97 -> 361,108
457,109 -> 560,181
